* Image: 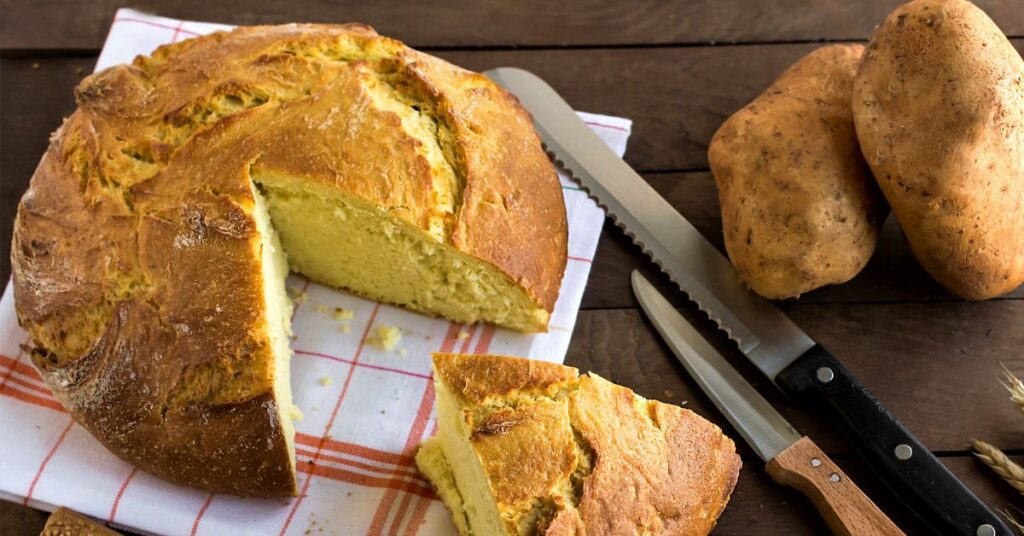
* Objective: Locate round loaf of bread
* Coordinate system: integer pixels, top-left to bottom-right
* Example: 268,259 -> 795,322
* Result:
11,24 -> 566,496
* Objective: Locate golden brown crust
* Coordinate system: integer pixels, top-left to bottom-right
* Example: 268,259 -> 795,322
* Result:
12,24 -> 564,496
472,402 -> 578,504
41,507 -> 121,536
570,375 -> 740,536
852,0 -> 1024,299
433,351 -> 578,403
440,70 -> 568,313
427,353 -> 740,535
709,44 -> 886,300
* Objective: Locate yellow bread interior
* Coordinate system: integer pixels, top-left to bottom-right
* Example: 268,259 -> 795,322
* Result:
252,181 -> 298,483
254,170 -> 549,332
416,367 -> 586,536
419,380 -> 508,536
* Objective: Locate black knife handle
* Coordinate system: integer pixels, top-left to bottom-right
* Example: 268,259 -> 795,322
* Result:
777,345 -> 1011,536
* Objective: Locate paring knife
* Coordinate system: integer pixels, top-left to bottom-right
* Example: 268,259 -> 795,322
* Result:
633,270 -> 904,536
485,66 -> 1010,536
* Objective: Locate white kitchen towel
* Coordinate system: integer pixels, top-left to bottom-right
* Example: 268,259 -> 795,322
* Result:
0,9 -> 632,536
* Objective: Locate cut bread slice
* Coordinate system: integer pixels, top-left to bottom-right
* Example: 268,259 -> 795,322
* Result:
416,353 -> 741,536
254,171 -> 551,332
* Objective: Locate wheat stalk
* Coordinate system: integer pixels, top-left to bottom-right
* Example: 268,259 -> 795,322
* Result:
975,366 -> 1024,534
973,438 -> 1024,495
1000,364 -> 1024,416
1002,507 -> 1024,535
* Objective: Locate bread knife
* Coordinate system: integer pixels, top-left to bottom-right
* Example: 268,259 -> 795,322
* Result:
484,66 -> 1010,536
633,270 -> 903,535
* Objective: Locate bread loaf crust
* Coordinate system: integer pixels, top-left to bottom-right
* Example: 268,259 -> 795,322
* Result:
12,24 -> 566,496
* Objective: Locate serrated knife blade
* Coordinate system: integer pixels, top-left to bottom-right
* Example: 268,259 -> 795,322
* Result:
485,66 -> 813,380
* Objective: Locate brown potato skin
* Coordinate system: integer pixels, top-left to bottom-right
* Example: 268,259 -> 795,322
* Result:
709,44 -> 886,300
853,0 -> 1024,300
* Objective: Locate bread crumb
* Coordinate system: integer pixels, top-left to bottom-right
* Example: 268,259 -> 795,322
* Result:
290,405 -> 305,422
287,287 -> 308,304
31,62 -> 39,69
663,389 -> 675,399
374,325 -> 402,351
457,330 -> 470,340
340,322 -> 351,333
314,304 -> 329,314
320,376 -> 333,386
333,307 -> 354,320
398,347 -> 407,356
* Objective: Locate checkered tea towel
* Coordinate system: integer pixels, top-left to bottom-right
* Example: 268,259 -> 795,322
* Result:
0,9 -> 632,536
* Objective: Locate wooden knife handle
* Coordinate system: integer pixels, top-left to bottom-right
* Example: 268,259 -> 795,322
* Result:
766,436 -> 905,536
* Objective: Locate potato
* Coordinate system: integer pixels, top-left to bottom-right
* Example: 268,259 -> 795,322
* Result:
709,44 -> 886,300
853,0 -> 1024,299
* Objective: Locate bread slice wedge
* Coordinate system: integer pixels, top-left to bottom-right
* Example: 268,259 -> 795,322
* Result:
416,353 -> 741,535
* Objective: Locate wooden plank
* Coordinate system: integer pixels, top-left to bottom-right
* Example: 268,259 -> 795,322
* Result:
439,39 -> 1024,172
566,304 -> 1024,454
580,172 -> 1024,309
0,499 -> 51,535
4,1 -> 1024,51
0,456 -> 1014,535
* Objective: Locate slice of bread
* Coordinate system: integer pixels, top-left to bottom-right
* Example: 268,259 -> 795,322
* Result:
416,353 -> 741,536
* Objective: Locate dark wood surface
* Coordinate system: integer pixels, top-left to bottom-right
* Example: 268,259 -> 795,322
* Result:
3,1 -> 1024,534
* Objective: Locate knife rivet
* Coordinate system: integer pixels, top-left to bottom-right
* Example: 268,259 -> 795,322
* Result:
977,524 -> 996,536
816,367 -> 835,383
810,458 -> 822,468
829,473 -> 841,483
894,443 -> 914,461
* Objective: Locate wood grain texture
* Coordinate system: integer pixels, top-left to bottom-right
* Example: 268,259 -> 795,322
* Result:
438,40 -> 1024,172
8,451 -> 1023,536
4,1 -> 1024,51
0,500 -> 50,536
766,437 -> 904,536
2,455 -> 1015,535
566,305 -> 1024,454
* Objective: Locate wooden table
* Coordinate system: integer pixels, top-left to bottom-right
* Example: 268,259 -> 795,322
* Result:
2,1 -> 1023,534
